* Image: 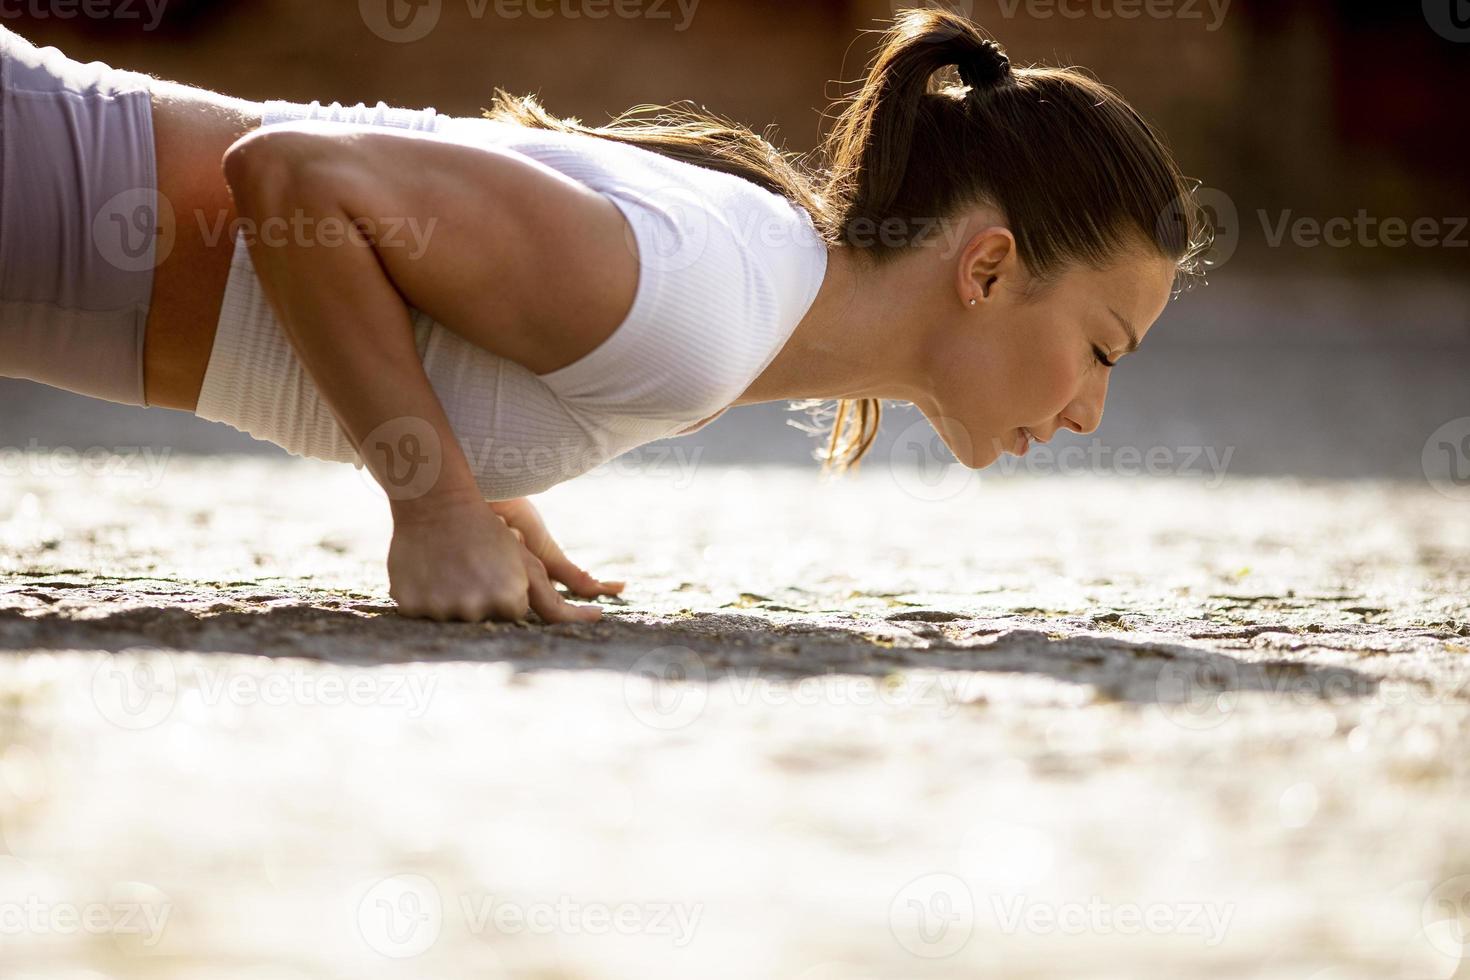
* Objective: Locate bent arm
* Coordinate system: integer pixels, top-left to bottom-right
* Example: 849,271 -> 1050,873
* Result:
222,131 -> 476,517
218,123 -> 642,621
219,122 -> 639,509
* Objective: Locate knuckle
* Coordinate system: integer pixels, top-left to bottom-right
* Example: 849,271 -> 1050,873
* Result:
453,602 -> 487,623
498,593 -> 531,621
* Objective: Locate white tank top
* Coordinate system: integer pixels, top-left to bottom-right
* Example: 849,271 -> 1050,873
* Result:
195,100 -> 828,500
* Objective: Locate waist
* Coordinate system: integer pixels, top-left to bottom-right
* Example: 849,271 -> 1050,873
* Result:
140,86 -> 266,411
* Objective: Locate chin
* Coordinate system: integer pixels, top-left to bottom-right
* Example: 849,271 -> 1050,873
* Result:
945,439 -> 1003,470
969,443 -> 1005,469
931,417 -> 1005,470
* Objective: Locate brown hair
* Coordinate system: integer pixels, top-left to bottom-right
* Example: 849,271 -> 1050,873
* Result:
483,8 -> 1212,475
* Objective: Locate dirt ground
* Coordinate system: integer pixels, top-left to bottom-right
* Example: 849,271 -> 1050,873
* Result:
0,455 -> 1467,978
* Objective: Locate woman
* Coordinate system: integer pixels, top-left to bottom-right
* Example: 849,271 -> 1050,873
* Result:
0,11 -> 1210,625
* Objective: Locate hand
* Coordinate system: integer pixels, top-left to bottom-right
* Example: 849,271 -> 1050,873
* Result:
489,498 -> 626,622
387,496 -> 531,623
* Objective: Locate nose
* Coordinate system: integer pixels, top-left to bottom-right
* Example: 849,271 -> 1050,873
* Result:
1061,377 -> 1108,435
1061,414 -> 1092,436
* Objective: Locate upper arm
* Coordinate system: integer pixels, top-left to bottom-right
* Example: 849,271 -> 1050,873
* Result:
221,122 -> 639,376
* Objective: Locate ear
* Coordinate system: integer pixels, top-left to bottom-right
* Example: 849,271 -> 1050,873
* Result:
958,226 -> 1018,306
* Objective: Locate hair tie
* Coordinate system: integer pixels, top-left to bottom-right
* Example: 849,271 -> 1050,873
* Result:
957,38 -> 1012,91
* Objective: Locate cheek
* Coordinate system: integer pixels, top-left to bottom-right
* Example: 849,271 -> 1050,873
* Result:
1011,332 -> 1080,417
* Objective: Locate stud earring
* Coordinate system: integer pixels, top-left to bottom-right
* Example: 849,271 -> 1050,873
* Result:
969,299 -> 977,306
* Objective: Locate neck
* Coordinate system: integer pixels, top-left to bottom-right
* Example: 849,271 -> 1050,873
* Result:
733,245 -> 934,411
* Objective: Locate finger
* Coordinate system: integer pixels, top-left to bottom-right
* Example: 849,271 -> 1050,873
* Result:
540,554 -> 624,599
531,538 -> 623,597
523,554 -> 603,624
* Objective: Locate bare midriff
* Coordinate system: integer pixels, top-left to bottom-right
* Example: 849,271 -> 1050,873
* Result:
141,81 -> 265,412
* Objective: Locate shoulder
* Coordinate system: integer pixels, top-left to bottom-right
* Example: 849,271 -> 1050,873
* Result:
532,181 -> 799,426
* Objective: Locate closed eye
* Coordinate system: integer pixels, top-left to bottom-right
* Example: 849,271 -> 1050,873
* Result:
1093,345 -> 1118,369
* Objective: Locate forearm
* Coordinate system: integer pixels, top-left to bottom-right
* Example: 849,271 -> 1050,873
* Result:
222,143 -> 480,518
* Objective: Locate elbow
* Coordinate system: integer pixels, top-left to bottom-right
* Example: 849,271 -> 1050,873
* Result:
222,129 -> 341,205
223,130 -> 291,197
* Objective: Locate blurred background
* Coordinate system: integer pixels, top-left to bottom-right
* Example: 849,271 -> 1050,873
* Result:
2,0 -> 1466,481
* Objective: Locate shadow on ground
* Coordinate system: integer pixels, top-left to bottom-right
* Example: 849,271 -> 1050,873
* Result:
0,581 -> 1400,709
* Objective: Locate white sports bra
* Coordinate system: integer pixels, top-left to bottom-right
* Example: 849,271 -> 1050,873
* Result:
194,99 -> 829,500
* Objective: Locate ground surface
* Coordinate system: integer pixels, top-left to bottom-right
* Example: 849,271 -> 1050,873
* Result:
0,457 -> 1467,978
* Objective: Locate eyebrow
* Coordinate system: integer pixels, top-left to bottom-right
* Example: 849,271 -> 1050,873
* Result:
1108,306 -> 1141,355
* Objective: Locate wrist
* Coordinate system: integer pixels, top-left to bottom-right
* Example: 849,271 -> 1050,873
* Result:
389,483 -> 486,526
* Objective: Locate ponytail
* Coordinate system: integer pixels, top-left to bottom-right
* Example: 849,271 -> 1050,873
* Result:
822,14 -> 1013,232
